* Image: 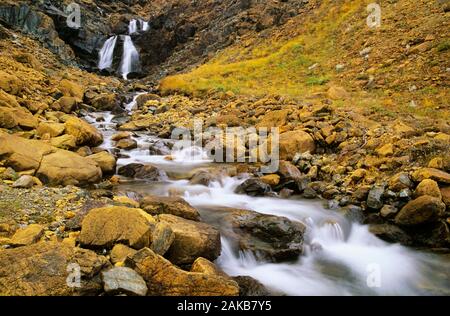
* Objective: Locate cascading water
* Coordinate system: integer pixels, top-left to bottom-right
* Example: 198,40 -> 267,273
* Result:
84,93 -> 450,296
128,19 -> 138,35
98,19 -> 147,79
98,36 -> 117,70
119,35 -> 140,80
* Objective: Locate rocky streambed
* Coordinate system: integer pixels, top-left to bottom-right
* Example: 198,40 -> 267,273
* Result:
79,93 -> 450,296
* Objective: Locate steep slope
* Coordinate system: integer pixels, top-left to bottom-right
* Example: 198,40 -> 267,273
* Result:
160,0 -> 449,119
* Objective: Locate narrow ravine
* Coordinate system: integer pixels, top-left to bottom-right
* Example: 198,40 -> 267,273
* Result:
84,94 -> 450,296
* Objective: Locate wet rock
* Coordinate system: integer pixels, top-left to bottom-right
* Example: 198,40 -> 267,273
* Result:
340,205 -> 364,223
189,169 -> 222,186
10,224 -> 44,247
101,267 -> 148,296
118,163 -> 164,180
235,178 -> 272,197
125,248 -> 239,296
80,206 -> 156,250
90,93 -> 120,111
415,179 -> 442,199
367,186 -> 385,210
302,187 -> 318,199
110,244 -> 137,265
260,174 -> 280,186
140,195 -> 200,221
0,241 -> 108,296
232,276 -> 271,296
115,138 -> 138,150
148,139 -> 173,155
12,175 -> 34,188
205,207 -> 306,262
369,224 -> 412,246
64,116 -> 103,147
278,160 -> 302,181
395,196 -> 446,226
88,151 -> 117,175
158,214 -> 221,266
111,132 -> 132,142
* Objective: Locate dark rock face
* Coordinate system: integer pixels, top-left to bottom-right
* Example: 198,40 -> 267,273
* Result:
118,163 -> 166,180
0,3 -> 75,61
135,0 -> 306,77
201,206 -> 306,262
1,1 -> 306,76
235,178 -> 272,197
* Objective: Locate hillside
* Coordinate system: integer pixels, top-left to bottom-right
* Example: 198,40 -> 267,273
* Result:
160,0 -> 449,119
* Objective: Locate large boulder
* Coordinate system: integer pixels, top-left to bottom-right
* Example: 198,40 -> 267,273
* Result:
125,248 -> 239,296
80,206 -> 156,250
395,196 -> 446,226
0,241 -> 108,296
411,168 -> 450,184
64,116 -> 103,147
279,130 -> 315,161
158,214 -> 221,266
0,132 -> 53,171
36,150 -> 102,186
0,106 -> 38,129
235,178 -> 272,197
204,207 -> 306,262
90,93 -> 119,111
88,151 -> 117,175
140,195 -> 200,221
118,163 -> 164,180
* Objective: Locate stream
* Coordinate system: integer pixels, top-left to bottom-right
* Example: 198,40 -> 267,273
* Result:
84,94 -> 450,296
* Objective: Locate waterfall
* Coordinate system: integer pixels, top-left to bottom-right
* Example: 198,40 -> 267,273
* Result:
140,20 -> 149,31
98,36 -> 117,70
98,19 -> 146,79
129,19 -> 138,35
119,35 -> 140,80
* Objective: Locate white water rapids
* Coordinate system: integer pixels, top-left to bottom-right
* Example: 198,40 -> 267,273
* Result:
85,101 -> 450,296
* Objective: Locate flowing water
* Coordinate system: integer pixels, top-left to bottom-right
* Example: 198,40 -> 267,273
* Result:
98,36 -> 118,70
98,20 -> 144,77
119,35 -> 140,80
84,97 -> 450,296
129,19 -> 138,35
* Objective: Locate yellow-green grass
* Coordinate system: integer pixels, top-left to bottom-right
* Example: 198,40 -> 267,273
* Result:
160,0 -> 363,97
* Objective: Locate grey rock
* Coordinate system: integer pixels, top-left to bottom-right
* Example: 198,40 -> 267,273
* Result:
367,186 -> 384,209
102,267 -> 148,296
12,175 -> 34,188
